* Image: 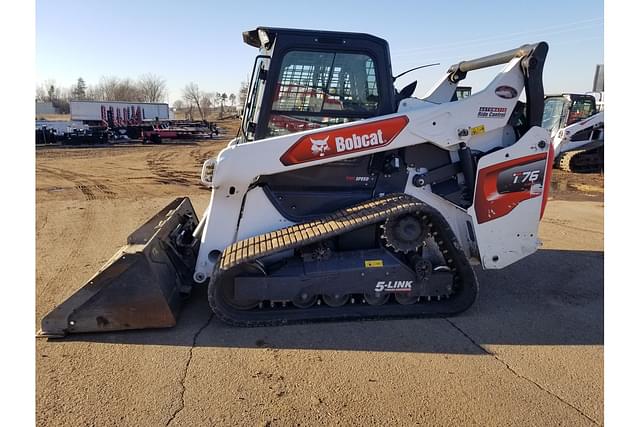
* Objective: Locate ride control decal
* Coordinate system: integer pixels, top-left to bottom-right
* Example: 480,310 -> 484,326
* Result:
280,116 -> 409,166
474,153 -> 548,224
495,85 -> 518,99
478,107 -> 507,119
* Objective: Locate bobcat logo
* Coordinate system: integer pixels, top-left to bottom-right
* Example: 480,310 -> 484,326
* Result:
310,136 -> 330,157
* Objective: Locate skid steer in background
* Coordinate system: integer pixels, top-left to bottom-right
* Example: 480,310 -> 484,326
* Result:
542,93 -> 604,172
39,27 -> 552,337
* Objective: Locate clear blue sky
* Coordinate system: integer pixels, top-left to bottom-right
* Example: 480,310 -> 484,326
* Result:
36,0 -> 603,105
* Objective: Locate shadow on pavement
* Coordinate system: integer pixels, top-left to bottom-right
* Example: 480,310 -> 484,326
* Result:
50,249 -> 603,354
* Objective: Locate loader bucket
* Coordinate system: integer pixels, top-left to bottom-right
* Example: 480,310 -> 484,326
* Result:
38,197 -> 200,338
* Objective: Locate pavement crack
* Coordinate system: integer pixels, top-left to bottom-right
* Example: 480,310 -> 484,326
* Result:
444,318 -> 601,426
165,313 -> 215,427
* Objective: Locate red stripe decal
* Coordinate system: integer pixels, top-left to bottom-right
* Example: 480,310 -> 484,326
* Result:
280,116 -> 409,166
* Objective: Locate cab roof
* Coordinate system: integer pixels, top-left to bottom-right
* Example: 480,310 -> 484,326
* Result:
242,27 -> 389,50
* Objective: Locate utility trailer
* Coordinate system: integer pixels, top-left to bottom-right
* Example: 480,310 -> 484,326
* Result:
70,100 -> 170,126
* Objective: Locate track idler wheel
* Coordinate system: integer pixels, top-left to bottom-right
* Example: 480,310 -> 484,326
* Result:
217,262 -> 265,310
381,212 -> 430,253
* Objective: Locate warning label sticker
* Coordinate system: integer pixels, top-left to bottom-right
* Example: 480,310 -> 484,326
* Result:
471,125 -> 485,135
365,260 -> 384,268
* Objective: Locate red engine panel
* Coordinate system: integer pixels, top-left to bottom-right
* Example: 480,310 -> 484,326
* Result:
474,152 -> 549,224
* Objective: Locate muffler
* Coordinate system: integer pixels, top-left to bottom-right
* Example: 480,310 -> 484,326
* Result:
38,197 -> 199,338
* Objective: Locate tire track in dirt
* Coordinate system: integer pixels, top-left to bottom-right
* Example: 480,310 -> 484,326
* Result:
38,165 -> 121,201
145,149 -> 201,186
36,200 -> 95,304
36,166 -> 105,304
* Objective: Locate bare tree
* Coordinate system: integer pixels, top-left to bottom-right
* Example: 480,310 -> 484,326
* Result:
115,78 -> 143,101
138,73 -> 167,102
72,77 -> 87,99
200,93 -> 213,120
229,93 -> 236,107
85,85 -> 102,101
173,100 -> 184,110
238,80 -> 249,109
183,83 -> 204,120
94,77 -> 143,101
213,92 -> 221,117
44,79 -> 57,102
219,93 -> 227,118
35,85 -> 47,102
52,87 -> 71,113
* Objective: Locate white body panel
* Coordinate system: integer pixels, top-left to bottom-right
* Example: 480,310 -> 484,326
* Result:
552,111 -> 604,157
193,56 -> 552,282
236,187 -> 294,240
468,126 -> 550,269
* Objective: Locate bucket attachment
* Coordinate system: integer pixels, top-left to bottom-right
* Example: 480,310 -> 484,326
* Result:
38,197 -> 200,338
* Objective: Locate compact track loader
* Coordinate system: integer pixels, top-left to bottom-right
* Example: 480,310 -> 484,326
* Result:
542,93 -> 604,172
39,27 -> 553,337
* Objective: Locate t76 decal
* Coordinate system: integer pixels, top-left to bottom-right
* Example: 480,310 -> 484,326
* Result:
474,153 -> 548,224
280,116 -> 409,166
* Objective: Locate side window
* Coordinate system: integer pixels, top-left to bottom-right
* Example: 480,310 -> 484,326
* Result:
567,98 -> 595,125
542,98 -> 566,133
243,56 -> 270,141
272,51 -> 333,113
268,50 -> 380,137
324,54 -> 379,113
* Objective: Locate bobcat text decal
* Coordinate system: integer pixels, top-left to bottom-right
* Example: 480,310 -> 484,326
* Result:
280,116 -> 409,166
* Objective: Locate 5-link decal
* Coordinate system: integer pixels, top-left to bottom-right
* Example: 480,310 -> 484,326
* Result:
374,280 -> 413,292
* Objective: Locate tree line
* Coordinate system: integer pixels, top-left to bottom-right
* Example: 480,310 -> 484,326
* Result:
176,83 -> 238,121
37,75 -> 249,120
35,74 -> 169,114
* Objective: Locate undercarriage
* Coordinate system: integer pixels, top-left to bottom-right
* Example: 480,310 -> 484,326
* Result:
209,194 -> 478,325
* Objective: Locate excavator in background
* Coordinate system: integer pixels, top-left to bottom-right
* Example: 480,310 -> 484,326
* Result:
39,27 -> 552,337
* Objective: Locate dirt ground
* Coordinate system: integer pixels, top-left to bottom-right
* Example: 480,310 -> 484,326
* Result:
35,135 -> 603,426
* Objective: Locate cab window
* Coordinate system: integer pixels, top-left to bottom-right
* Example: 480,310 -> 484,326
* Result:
567,98 -> 595,125
268,50 -> 380,137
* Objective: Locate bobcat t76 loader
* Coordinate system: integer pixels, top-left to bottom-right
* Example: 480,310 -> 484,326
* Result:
39,27 -> 552,336
542,93 -> 604,172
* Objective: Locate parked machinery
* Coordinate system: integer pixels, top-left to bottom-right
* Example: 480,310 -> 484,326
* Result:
39,27 -> 553,337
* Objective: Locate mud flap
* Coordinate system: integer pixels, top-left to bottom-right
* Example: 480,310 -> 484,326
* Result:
38,197 -> 199,338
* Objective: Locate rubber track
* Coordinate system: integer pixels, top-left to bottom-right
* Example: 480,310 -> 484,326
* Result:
558,150 -> 582,172
210,193 -> 478,326
558,148 -> 603,173
220,193 -> 426,271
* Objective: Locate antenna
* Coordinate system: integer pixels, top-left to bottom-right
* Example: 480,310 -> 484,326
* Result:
393,63 -> 440,81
